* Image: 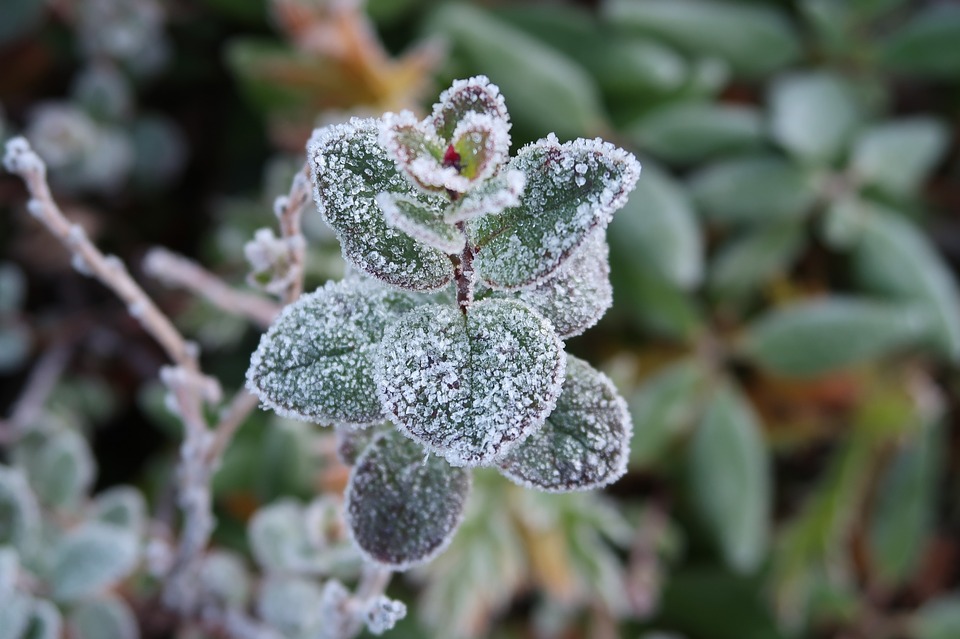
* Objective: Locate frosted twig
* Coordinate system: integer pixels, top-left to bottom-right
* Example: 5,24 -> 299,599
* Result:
0,343 -> 71,444
206,389 -> 260,464
144,247 -> 280,328
273,163 -> 311,303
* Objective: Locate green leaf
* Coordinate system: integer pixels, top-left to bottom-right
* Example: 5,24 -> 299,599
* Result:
852,208 -> 960,361
246,278 -> 419,426
769,71 -> 860,165
850,118 -> 949,197
431,74 -> 510,143
88,487 -> 146,536
23,600 -> 61,639
689,155 -> 818,225
199,550 -> 251,609
0,590 -> 32,639
709,222 -> 805,301
15,428 -> 95,511
444,169 -> 525,224
914,596 -> 960,639
345,430 -> 471,569
248,500 -> 326,574
0,467 -> 40,556
509,232 -> 612,339
740,297 -> 928,377
610,163 -> 703,289
68,596 -> 138,639
604,0 -> 801,77
470,135 -> 641,290
610,268 -> 703,341
375,299 -> 565,466
256,576 -> 324,637
0,325 -> 30,373
498,355 -> 631,492
688,383 -> 770,573
626,101 -> 765,165
868,420 -> 942,586
52,523 -> 139,603
879,5 -> 960,78
0,262 -> 25,313
377,192 -> 464,254
0,547 -> 18,595
307,118 -> 453,291
628,359 -> 710,469
425,4 -> 606,140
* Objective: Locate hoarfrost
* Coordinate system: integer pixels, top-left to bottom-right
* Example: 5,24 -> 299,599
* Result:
431,75 -> 510,142
308,118 -> 453,291
445,169 -> 525,224
345,430 -> 470,570
449,110 -> 511,185
498,355 -> 632,492
246,279 -> 420,426
377,192 -> 464,254
374,298 -> 565,466
469,135 -> 641,290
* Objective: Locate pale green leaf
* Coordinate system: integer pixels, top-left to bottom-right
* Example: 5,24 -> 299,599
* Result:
850,118 -> 949,197
0,263 -> 25,313
256,575 -> 324,638
470,135 -> 641,290
375,299 -> 565,466
246,278 -> 419,426
689,155 -> 819,225
307,118 -> 453,291
23,599 -> 61,639
688,383 -> 770,573
605,0 -> 801,77
69,596 -> 139,639
0,467 -> 41,556
769,71 -> 860,165
914,596 -> 960,639
248,500 -> 326,574
15,428 -> 95,511
0,591 -> 31,639
345,430 -> 471,569
709,222 -> 805,301
852,208 -> 960,361
199,550 -> 251,609
880,5 -> 960,78
52,523 -> 139,602
377,192 -> 464,254
88,487 -> 146,536
740,298 -> 928,377
499,355 -> 631,492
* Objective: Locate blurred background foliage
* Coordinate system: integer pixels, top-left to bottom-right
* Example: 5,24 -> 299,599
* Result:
1,0 -> 960,637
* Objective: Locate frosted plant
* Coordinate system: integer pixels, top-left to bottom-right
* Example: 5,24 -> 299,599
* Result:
247,76 -> 641,569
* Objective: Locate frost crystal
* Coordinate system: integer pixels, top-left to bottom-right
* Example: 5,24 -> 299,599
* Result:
375,299 -> 565,466
431,75 -> 510,142
377,192 -> 465,254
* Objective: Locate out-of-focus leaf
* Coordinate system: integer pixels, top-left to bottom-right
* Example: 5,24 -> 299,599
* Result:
611,267 -> 703,341
709,222 -> 805,301
376,299 -> 564,467
627,102 -> 765,165
0,547 -> 18,595
498,355 -> 631,492
868,420 -> 943,586
0,325 -> 31,373
604,0 -> 801,77
0,263 -> 25,313
24,599 -> 61,639
688,383 -> 770,573
914,596 -> 960,639
426,3 -> 606,140
629,359 -> 710,468
879,5 -> 960,78
688,155 -> 818,225
850,118 -> 949,197
15,429 -> 95,511
256,575 -> 324,638
740,298 -> 928,377
68,596 -> 139,639
0,590 -> 32,639
852,208 -> 960,361
0,0 -> 45,47
199,550 -> 252,609
0,467 -> 41,556
820,195 -> 873,249
88,487 -> 146,536
51,523 -> 139,602
609,163 -> 702,289
769,71 -> 860,165
345,430 -> 471,569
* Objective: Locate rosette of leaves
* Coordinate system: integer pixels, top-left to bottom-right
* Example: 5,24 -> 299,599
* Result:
247,76 -> 640,570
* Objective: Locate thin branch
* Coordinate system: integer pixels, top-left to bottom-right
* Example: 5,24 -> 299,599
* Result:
206,389 -> 260,464
0,342 -> 71,444
273,163 -> 311,303
144,248 -> 280,329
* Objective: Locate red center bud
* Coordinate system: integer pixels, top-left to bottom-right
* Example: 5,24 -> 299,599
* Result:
442,144 -> 462,172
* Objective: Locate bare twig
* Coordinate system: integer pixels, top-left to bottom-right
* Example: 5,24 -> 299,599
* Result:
0,342 -> 71,444
144,247 -> 280,328
273,163 -> 311,303
206,389 -> 261,464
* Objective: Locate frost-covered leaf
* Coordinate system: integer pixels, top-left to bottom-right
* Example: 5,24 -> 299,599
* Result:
0,590 -> 31,639
0,467 -> 41,556
689,155 -> 818,225
308,118 -> 453,290
431,75 -> 510,143
247,279 -> 419,426
257,575 -> 324,638
688,384 -> 771,574
68,596 -> 139,639
88,487 -> 146,536
15,428 -> 95,511
450,111 -> 510,185
24,599 -> 61,639
740,298 -> 929,377
345,430 -> 471,569
199,550 -> 251,609
445,169 -> 525,224
378,110 -> 451,193
51,523 -> 139,602
852,208 -> 960,361
498,355 -> 631,492
377,192 -> 464,254
769,71 -> 860,165
850,118 -> 949,197
510,232 -> 612,338
0,547 -> 18,595
470,135 -> 641,290
249,500 -> 326,574
375,299 -> 565,465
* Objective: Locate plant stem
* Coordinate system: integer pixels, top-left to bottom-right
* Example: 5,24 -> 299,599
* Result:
455,222 -> 474,314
